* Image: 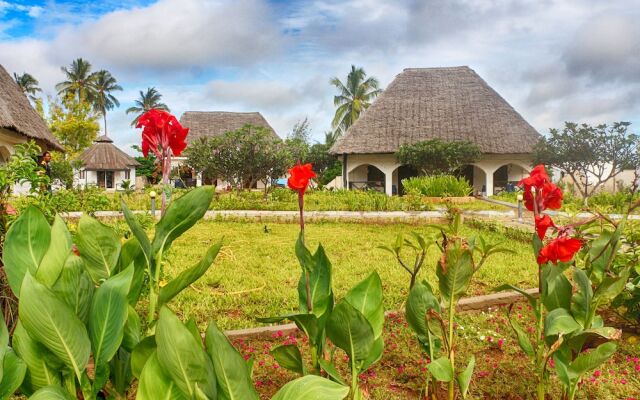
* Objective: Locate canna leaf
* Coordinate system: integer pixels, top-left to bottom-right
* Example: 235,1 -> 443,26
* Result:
0,349 -> 26,398
571,268 -> 592,327
51,255 -> 94,325
121,202 -> 152,270
326,302 -> 374,363
427,356 -> 453,382
136,352 -> 188,400
75,215 -> 121,283
544,308 -> 581,337
271,375 -> 349,400
270,345 -> 305,376
122,305 -> 141,352
12,321 -> 62,394
541,264 -> 572,312
457,355 -> 475,398
345,271 -> 384,339
297,244 -> 333,321
36,215 -> 72,287
318,359 -> 346,385
28,385 -> 75,400
437,240 -> 474,306
131,336 -> 156,379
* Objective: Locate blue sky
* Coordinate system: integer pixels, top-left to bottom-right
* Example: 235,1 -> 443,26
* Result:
2,0 -> 640,153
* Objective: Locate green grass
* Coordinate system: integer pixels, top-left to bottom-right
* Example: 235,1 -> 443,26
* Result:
162,220 -> 537,330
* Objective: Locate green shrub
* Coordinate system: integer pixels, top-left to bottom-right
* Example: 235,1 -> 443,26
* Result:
402,175 -> 473,197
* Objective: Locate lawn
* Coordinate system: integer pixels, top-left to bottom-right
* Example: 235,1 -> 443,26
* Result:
162,219 -> 537,330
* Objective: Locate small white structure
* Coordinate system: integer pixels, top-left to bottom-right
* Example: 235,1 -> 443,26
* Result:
75,135 -> 139,191
330,67 -> 541,196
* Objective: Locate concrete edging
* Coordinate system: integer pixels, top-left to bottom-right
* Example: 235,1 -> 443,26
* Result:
223,287 -> 539,339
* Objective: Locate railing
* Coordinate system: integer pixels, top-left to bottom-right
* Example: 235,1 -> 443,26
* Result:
349,180 -> 385,193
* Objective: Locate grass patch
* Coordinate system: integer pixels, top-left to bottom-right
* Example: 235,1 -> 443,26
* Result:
163,220 -> 537,330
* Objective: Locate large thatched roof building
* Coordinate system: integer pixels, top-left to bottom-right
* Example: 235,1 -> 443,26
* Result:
0,64 -> 63,160
75,135 -> 140,190
179,111 -> 279,143
329,66 -> 540,196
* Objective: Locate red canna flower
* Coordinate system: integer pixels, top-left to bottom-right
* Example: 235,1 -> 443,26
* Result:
535,215 -> 555,240
137,109 -> 189,158
519,165 -> 563,212
537,236 -> 582,265
518,164 -> 550,188
287,163 -> 316,194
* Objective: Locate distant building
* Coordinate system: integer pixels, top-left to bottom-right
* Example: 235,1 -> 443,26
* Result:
75,135 -> 140,190
330,66 -> 541,196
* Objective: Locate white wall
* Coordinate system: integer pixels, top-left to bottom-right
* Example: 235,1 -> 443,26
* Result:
74,167 -> 137,191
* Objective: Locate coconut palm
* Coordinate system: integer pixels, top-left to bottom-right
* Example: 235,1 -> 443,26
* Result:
330,65 -> 383,134
92,70 -> 122,136
125,87 -> 170,126
13,72 -> 42,102
56,58 -> 97,102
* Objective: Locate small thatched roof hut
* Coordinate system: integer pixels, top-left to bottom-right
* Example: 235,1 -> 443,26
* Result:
179,111 -> 279,143
77,135 -> 140,170
330,66 -> 540,196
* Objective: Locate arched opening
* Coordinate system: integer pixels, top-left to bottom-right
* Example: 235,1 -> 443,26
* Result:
492,163 -> 529,195
458,164 -> 486,196
348,164 -> 386,193
392,165 -> 419,196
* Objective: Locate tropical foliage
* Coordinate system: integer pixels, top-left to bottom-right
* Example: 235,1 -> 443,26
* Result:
330,65 -> 382,134
396,139 -> 481,176
125,87 -> 170,127
402,175 -> 473,197
13,72 -> 41,102
92,70 -> 123,136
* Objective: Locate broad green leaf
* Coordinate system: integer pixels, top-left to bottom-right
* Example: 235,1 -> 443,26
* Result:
159,240 -> 222,307
185,319 -> 201,344
12,321 -> 62,394
28,385 -> 75,400
270,345 -> 304,376
508,315 -> 535,357
122,306 -> 141,352
51,255 -> 94,324
318,359 -> 346,385
298,244 -> 333,320
345,272 -> 384,338
19,273 -> 90,380
427,356 -> 453,382
131,336 -> 156,379
272,375 -> 349,400
89,266 -> 134,366
406,281 -> 440,341
569,342 -> 617,377
3,205 -> 50,297
553,347 -> 572,388
326,302 -> 375,363
586,230 -> 621,283
593,267 -> 631,305
205,322 -> 260,400
0,349 -> 26,398
544,308 -> 581,337
136,352 -> 188,400
541,265 -> 572,311
36,215 -> 71,287
151,186 -> 214,255
119,238 -> 147,305
121,202 -> 152,269
156,307 -> 216,399
360,336 -> 384,371
437,242 -> 474,305
0,306 -> 7,381
571,269 -> 592,327
457,355 -> 475,398
75,215 -> 121,283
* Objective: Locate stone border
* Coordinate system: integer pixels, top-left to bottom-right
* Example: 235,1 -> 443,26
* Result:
223,288 -> 538,339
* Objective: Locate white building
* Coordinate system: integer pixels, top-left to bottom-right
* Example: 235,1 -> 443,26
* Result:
330,66 -> 542,196
75,135 -> 140,191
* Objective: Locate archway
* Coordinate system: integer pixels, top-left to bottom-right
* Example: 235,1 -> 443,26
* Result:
348,164 -> 386,193
458,164 -> 487,196
492,163 -> 530,195
392,165 -> 419,196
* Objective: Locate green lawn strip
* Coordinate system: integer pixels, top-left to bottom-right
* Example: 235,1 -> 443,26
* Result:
161,220 -> 537,330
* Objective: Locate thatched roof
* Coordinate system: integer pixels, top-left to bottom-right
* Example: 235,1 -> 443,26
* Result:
0,64 -> 64,151
77,135 -> 140,170
179,111 -> 279,143
330,66 -> 540,155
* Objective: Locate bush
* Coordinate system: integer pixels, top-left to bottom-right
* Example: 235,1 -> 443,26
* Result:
402,175 -> 472,197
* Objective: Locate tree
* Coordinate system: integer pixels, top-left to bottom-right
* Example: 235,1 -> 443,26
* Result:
49,153 -> 78,189
330,65 -> 382,134
306,131 -> 342,186
396,139 -> 481,176
126,87 -> 170,126
13,72 -> 41,102
48,96 -> 100,156
56,58 -> 97,102
132,145 -> 160,184
92,70 -> 122,136
288,117 -> 311,144
533,122 -> 640,205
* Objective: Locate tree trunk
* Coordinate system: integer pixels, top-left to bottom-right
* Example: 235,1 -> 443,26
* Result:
103,111 -> 108,136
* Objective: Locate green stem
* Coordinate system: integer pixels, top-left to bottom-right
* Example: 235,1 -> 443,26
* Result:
448,296 -> 456,400
351,357 -> 358,400
311,346 -> 318,375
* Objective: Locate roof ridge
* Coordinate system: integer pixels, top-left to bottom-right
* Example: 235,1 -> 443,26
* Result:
402,66 -> 471,71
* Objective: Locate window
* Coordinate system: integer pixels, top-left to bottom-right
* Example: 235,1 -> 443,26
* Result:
79,169 -> 85,179
125,169 -> 130,179
97,171 -> 115,189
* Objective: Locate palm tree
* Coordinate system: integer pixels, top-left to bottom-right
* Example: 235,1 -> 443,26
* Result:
126,87 -> 170,126
56,58 -> 97,102
92,70 -> 122,136
330,65 -> 383,134
13,72 -> 42,102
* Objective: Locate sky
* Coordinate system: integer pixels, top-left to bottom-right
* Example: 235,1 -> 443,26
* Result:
1,0 -> 640,154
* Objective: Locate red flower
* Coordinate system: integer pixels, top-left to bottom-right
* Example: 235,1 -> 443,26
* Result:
518,164 -> 550,188
137,109 -> 189,158
537,237 -> 582,265
287,163 -> 316,194
519,165 -> 563,212
535,215 -> 555,240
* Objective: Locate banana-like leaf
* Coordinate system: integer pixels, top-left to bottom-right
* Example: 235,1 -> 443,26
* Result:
205,322 -> 260,400
12,321 -> 62,394
270,345 -> 304,375
3,205 -> 51,297
457,356 -> 475,398
122,305 -> 141,352
406,280 -> 441,347
151,187 -> 214,255
427,356 -> 453,382
571,268 -> 592,327
121,202 -> 152,269
51,255 -> 94,325
131,336 -> 156,379
345,272 -> 384,338
156,307 -> 216,399
28,385 -> 75,400
136,352 -> 189,400
593,267 -> 631,305
119,238 -> 146,305
0,306 -> 7,381
541,265 -> 572,311
0,349 -> 26,398
75,215 -> 121,283
508,313 -> 535,357
326,302 -> 374,363
569,341 -> 617,377
297,243 -> 333,321
437,241 -> 474,306
89,266 -> 134,366
19,273 -> 90,380
36,215 -> 72,287
544,308 -> 581,337
359,336 -> 384,371
272,375 -> 349,400
318,359 -> 346,385
158,240 -> 222,307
